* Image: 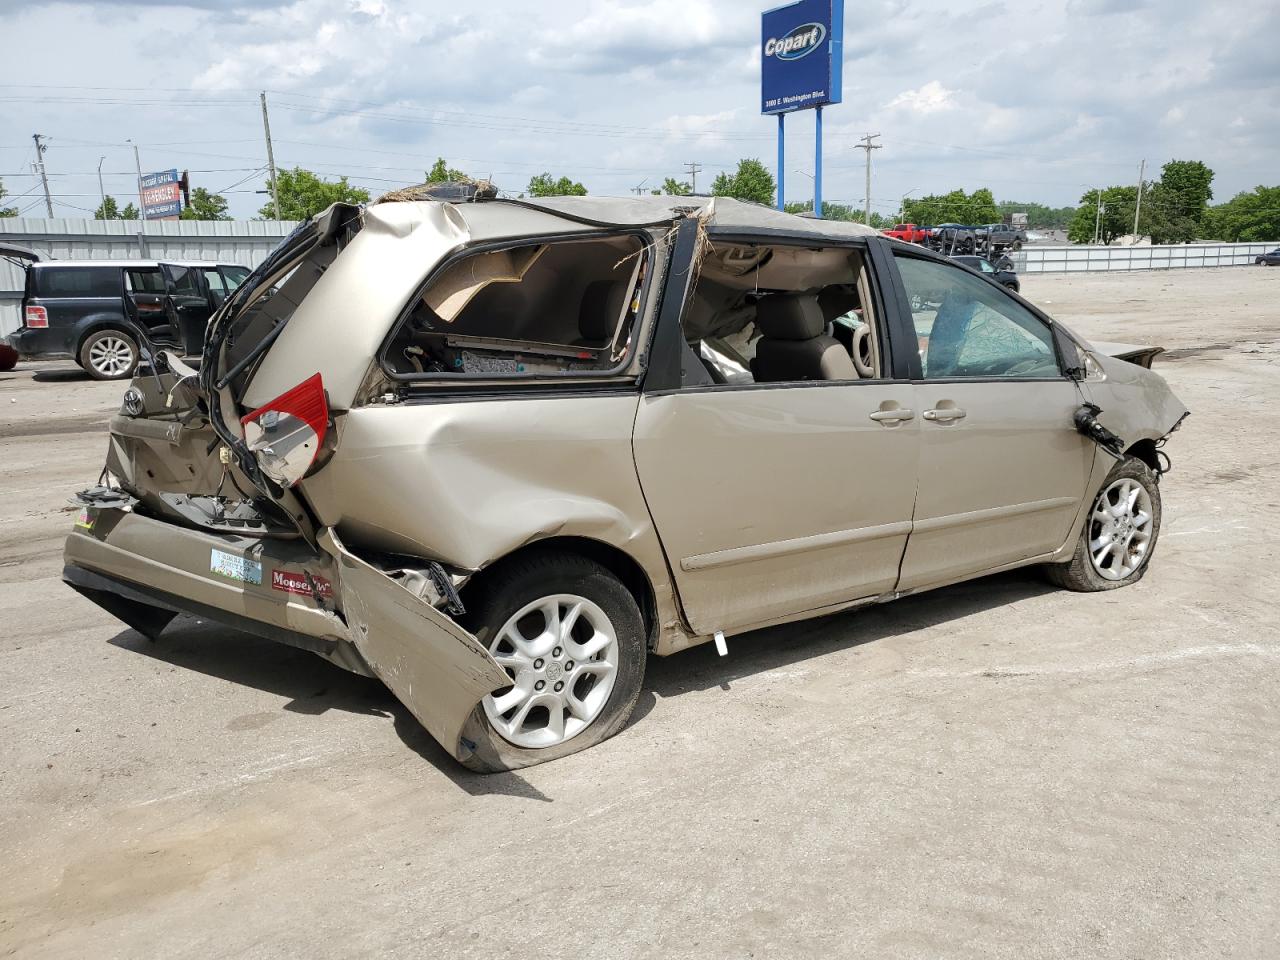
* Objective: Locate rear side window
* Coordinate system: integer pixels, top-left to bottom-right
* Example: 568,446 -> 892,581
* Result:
34,267 -> 119,298
222,266 -> 250,290
126,269 -> 166,294
382,234 -> 648,379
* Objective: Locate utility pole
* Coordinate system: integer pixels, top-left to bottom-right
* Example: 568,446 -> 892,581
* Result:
684,161 -> 702,196
854,133 -> 881,226
1093,188 -> 1104,245
261,91 -> 281,220
31,134 -> 53,217
97,157 -> 106,219
1132,158 -> 1146,241
128,139 -> 145,217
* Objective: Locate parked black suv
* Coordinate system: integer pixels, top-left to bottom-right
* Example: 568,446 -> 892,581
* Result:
9,259 -> 249,380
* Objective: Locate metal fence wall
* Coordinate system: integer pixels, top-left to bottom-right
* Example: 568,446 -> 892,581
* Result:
0,217 -> 298,337
1015,242 -> 1275,273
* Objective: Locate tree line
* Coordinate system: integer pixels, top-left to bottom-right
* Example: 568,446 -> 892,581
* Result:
3,157 -> 1276,242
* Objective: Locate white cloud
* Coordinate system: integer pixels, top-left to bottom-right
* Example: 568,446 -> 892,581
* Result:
0,0 -> 1274,218
884,81 -> 956,115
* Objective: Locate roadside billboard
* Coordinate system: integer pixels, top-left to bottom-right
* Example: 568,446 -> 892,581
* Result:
140,168 -> 182,220
761,0 -> 843,115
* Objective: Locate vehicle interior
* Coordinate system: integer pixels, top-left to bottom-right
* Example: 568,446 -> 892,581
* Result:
680,241 -> 882,387
382,234 -> 648,378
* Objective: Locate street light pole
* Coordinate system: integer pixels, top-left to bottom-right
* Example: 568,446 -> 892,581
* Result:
128,139 -> 145,216
97,156 -> 106,219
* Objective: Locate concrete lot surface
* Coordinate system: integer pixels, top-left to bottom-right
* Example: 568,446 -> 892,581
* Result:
2,267 -> 1278,959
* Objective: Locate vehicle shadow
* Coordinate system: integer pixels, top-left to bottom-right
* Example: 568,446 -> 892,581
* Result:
33,368 -> 91,383
627,568 -> 1056,728
108,617 -> 551,801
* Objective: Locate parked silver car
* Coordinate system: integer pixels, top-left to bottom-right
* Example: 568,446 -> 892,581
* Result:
64,195 -> 1188,771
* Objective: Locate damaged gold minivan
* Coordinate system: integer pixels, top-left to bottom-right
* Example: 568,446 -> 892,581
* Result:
63,195 -> 1188,771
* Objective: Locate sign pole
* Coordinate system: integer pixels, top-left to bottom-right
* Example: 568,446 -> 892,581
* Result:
814,106 -> 823,219
777,114 -> 785,211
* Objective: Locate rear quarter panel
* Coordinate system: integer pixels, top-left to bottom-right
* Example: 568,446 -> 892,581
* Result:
299,392 -> 688,649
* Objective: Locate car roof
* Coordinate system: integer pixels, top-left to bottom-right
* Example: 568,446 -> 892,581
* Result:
373,194 -> 880,244
31,259 -> 233,269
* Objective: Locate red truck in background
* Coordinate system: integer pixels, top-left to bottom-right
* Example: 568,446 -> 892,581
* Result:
883,223 -> 932,243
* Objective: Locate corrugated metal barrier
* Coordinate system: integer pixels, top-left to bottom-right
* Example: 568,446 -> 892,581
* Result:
1,217 -> 298,337
1013,241 -> 1275,273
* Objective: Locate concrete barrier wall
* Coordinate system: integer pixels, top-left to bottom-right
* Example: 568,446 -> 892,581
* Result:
0,217 -> 298,337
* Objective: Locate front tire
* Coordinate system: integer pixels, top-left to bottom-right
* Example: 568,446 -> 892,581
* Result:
1046,456 -> 1162,591
79,329 -> 139,380
458,550 -> 646,772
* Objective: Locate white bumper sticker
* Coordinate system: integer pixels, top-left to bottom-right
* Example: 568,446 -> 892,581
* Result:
210,548 -> 263,585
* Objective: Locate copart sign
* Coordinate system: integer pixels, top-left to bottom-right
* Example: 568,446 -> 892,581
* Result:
761,0 -> 844,115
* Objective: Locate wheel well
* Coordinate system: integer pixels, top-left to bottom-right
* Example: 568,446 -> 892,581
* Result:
1125,438 -> 1159,472
460,537 -> 659,649
76,320 -> 139,355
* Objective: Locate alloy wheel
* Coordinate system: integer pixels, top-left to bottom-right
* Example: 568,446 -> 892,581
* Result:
1087,477 -> 1155,580
482,594 -> 620,749
88,335 -> 135,378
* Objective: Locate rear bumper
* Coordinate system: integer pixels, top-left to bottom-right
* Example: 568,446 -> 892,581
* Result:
63,505 -> 510,764
64,506 -> 369,674
9,325 -> 76,359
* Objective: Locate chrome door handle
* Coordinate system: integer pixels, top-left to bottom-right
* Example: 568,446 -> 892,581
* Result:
922,408 -> 967,422
869,408 -> 915,422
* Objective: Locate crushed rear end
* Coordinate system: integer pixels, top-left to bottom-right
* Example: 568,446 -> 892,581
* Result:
63,202 -> 511,764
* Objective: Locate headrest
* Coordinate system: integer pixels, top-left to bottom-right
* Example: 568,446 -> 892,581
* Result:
579,280 -> 627,343
817,284 -> 860,323
755,294 -> 825,341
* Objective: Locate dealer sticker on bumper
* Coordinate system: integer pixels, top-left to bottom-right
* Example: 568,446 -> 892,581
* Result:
210,548 -> 262,585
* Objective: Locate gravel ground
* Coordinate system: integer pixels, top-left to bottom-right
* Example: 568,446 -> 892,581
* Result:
2,266 -> 1278,959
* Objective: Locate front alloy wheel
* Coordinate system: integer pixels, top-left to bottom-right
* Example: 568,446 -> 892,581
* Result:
1087,477 -> 1155,580
1045,455 -> 1162,592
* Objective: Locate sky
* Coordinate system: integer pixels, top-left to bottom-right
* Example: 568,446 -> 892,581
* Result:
0,0 -> 1277,220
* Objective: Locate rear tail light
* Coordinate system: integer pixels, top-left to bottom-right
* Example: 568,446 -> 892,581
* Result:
240,373 -> 328,488
25,305 -> 48,328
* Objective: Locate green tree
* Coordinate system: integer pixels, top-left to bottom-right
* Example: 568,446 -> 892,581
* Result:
902,188 -> 999,226
653,177 -> 691,196
120,202 -> 139,221
526,172 -> 587,197
1145,160 -> 1214,244
0,177 -> 15,217
258,167 -> 371,220
1203,186 -> 1280,242
1067,186 -> 1138,245
710,158 -> 775,205
179,187 -> 231,221
783,201 -> 891,228
426,157 -> 468,183
996,200 -> 1075,230
94,195 -> 121,219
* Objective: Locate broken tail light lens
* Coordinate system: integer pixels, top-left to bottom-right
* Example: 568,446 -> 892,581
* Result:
240,372 -> 328,488
25,305 -> 48,328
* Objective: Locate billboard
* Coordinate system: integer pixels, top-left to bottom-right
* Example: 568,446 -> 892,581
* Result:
761,0 -> 843,115
140,168 -> 182,220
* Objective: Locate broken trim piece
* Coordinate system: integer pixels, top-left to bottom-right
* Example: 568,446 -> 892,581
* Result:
318,528 -> 510,761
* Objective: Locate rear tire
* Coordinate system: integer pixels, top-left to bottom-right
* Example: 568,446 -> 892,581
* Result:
457,550 -> 646,772
1045,456 -> 1162,592
79,329 -> 139,381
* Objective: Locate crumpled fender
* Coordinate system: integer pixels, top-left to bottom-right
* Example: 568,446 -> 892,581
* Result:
1088,352 -> 1189,447
319,528 -> 510,761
